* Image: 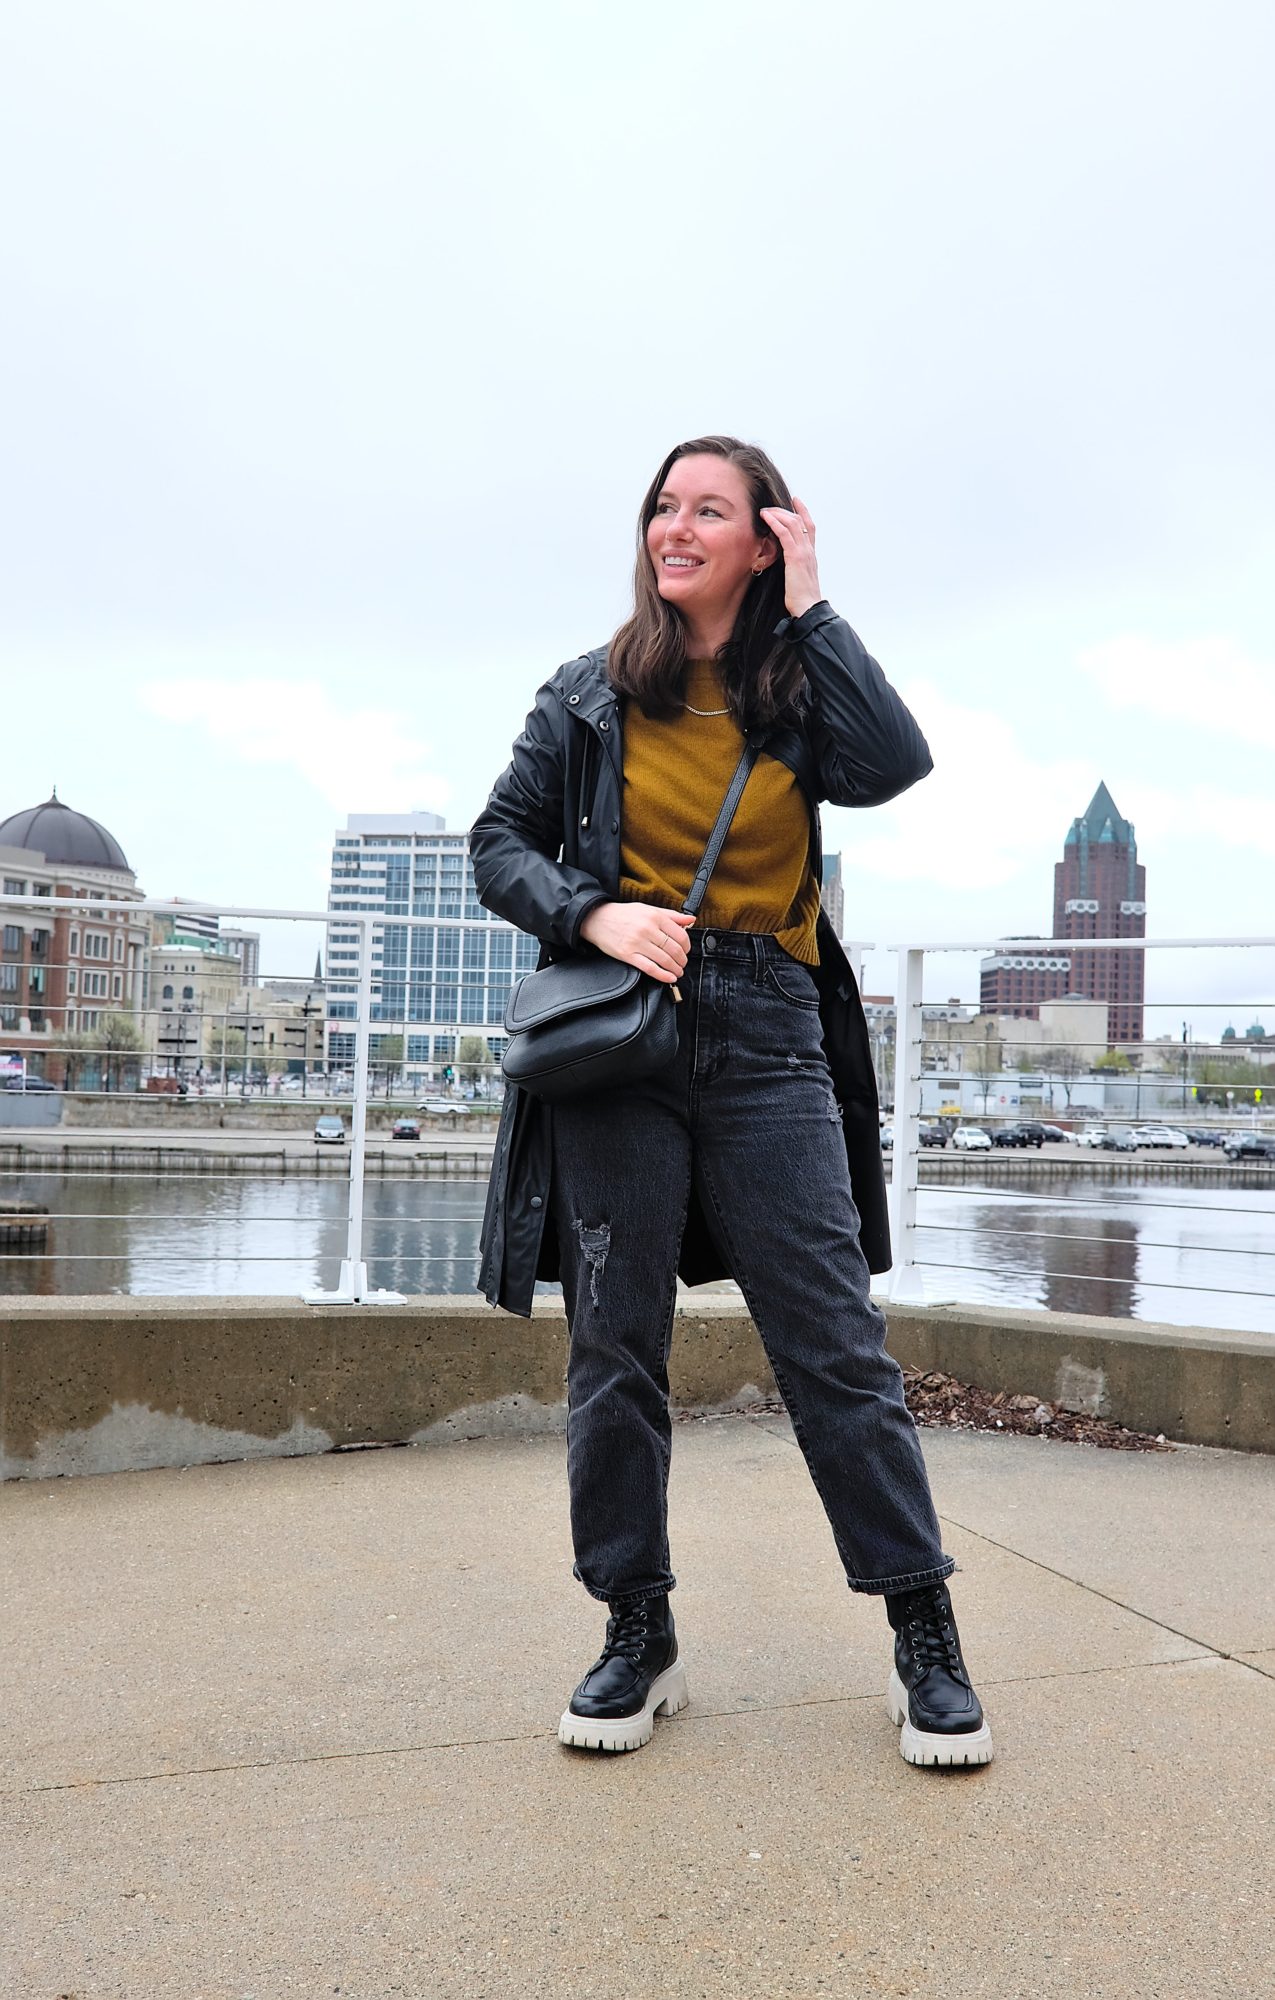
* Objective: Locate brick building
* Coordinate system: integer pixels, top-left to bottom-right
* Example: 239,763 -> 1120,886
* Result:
0,794 -> 148,1079
978,941 -> 1073,1020
980,782 -> 1146,1045
1052,781 -> 1145,1044
820,851 -> 845,936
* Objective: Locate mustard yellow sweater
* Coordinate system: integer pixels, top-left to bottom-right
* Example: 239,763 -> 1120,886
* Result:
617,659 -> 821,964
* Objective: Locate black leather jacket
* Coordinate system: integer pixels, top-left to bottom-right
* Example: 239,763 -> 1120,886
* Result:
470,600 -> 933,1315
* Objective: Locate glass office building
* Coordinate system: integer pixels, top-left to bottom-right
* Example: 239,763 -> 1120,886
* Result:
324,811 -> 538,1086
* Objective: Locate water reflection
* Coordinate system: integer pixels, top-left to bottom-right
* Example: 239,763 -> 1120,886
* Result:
914,1176 -> 1274,1332
0,1169 -> 490,1300
1,1168 -> 1271,1335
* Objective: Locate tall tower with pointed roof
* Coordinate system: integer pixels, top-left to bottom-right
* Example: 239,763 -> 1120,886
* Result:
1053,781 -> 1145,1043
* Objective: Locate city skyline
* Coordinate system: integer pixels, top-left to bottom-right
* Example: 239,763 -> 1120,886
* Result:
2,778 -> 1270,1055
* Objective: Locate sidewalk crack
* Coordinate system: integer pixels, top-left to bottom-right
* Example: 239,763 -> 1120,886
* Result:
936,1510 -> 1267,1676
9,1654 -> 1253,1801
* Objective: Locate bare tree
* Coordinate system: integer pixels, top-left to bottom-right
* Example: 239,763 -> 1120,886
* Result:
375,1034 -> 405,1097
966,1036 -> 1002,1116
94,1011 -> 144,1093
1040,1044 -> 1087,1108
458,1034 -> 490,1088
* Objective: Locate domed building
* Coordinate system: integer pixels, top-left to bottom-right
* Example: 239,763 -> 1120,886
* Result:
0,791 -> 148,1079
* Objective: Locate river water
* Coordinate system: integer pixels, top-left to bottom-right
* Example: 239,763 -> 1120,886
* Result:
2,1167 -> 1272,1334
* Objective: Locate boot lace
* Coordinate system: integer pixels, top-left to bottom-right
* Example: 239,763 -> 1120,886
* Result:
601,1601 -> 650,1668
903,1588 -> 963,1676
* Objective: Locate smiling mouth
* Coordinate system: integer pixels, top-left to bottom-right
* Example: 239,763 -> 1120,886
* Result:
662,555 -> 703,570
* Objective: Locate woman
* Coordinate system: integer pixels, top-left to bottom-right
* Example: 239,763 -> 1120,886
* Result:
470,435 -> 992,1770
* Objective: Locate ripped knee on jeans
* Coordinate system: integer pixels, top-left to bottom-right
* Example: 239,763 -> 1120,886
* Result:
572,1219 -> 611,1309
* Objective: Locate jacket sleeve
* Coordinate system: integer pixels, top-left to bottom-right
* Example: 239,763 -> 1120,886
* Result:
775,601 -> 933,807
469,672 -> 611,951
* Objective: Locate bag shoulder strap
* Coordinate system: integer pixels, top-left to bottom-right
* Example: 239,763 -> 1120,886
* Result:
681,736 -> 764,918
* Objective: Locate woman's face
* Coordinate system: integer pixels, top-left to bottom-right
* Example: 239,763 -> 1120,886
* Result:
646,454 -> 775,624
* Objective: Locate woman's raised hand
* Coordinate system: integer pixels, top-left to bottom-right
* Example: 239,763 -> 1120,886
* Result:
579,902 -> 695,983
758,495 -> 822,619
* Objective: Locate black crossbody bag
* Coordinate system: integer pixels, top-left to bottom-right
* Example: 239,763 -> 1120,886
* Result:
500,737 -> 762,1103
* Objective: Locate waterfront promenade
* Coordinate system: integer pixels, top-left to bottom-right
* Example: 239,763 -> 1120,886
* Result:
4,1413 -> 1272,1998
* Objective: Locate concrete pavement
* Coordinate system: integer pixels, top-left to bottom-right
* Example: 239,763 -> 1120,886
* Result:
3,1416 -> 1272,1997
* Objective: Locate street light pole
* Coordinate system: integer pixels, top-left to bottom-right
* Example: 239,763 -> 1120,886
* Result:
239,1002 -> 251,1098
301,991 -> 315,1099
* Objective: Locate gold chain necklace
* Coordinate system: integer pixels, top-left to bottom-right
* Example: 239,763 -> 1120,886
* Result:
682,700 -> 730,716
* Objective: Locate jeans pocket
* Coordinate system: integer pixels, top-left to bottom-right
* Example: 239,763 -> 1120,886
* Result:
763,960 -> 821,1010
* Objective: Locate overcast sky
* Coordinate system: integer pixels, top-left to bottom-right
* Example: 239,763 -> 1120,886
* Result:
3,2 -> 1272,1037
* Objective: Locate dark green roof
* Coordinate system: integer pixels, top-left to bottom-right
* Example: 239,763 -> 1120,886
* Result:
1064,781 -> 1134,849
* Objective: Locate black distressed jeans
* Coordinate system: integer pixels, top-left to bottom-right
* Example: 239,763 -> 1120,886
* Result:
550,928 -> 955,1608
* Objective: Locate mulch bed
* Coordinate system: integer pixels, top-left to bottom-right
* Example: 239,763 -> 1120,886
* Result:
680,1371 -> 1175,1451
903,1368 -> 1173,1450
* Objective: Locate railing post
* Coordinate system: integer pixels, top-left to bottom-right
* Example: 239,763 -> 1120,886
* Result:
841,937 -> 871,994
887,946 -> 927,1304
344,914 -> 374,1292
304,913 -> 403,1305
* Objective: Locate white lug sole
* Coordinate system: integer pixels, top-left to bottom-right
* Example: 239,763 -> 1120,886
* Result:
887,1666 -> 995,1767
557,1657 -> 689,1753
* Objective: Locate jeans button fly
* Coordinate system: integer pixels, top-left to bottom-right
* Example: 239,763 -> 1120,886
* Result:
704,935 -> 716,954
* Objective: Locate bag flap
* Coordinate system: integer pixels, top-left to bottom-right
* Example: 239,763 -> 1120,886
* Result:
505,956 -> 642,1033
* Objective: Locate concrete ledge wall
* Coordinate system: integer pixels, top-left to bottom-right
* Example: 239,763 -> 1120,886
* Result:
2,1295 -> 1272,1481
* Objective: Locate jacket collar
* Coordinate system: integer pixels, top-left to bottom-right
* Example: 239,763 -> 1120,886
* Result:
559,647 -> 616,726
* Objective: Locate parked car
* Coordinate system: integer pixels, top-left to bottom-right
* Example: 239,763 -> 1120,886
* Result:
1190,1129 -> 1226,1148
1223,1135 -> 1275,1161
418,1098 -> 470,1118
1078,1125 -> 1107,1147
1041,1125 -> 1070,1144
919,1124 -> 948,1148
994,1121 -> 1046,1148
313,1115 -> 347,1144
879,1124 -> 894,1151
391,1117 -> 421,1140
1129,1126 -> 1190,1150
1098,1125 -> 1138,1152
952,1126 -> 992,1151
2,1074 -> 58,1092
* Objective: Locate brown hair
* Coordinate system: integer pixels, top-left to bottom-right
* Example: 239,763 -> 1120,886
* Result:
607,434 -> 808,726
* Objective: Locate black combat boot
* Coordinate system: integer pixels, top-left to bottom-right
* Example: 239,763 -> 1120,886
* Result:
885,1580 -> 994,1767
558,1593 -> 688,1753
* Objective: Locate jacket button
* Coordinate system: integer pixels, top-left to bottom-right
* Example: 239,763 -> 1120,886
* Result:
610,819 -> 619,834
530,1194 -> 543,1209
568,693 -> 580,705
581,815 -> 589,828
599,719 -> 610,731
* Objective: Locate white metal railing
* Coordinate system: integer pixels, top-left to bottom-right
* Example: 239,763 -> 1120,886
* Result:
884,933 -> 1275,1311
0,892 -> 511,1303
3,892 -> 1273,1317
